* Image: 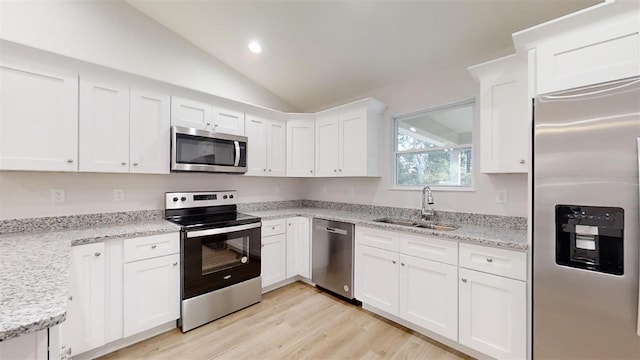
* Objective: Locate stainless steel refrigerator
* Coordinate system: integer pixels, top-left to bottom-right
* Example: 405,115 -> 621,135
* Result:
533,76 -> 640,358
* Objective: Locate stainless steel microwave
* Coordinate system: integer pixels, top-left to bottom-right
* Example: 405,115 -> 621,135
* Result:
171,126 -> 247,173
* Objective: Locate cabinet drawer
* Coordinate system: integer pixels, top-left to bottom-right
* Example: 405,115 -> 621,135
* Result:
459,243 -> 526,281
400,234 -> 458,266
124,233 -> 180,263
262,218 -> 287,236
355,226 -> 399,252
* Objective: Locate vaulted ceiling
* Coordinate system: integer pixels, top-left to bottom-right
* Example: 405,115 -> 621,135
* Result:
128,0 -> 601,111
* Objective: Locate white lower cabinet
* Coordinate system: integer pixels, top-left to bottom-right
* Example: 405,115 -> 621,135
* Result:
0,328 -> 49,360
62,242 -> 107,357
261,233 -> 287,288
123,253 -> 180,337
286,217 -> 310,278
458,268 -> 526,360
399,254 -> 458,341
355,226 -> 527,359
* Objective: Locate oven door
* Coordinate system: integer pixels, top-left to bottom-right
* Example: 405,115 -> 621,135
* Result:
171,125 -> 247,173
182,222 -> 261,299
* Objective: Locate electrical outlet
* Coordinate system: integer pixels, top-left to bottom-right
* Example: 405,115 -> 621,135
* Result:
51,189 -> 65,203
496,190 -> 508,203
114,189 -> 125,201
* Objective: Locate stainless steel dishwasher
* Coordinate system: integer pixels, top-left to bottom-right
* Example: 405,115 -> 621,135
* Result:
312,218 -> 355,300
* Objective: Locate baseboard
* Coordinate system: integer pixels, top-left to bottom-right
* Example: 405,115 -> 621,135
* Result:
72,321 -> 177,360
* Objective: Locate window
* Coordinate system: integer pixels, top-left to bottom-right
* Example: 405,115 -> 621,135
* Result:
394,100 -> 474,189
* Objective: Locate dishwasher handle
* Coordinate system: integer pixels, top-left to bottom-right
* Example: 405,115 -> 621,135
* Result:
316,225 -> 348,236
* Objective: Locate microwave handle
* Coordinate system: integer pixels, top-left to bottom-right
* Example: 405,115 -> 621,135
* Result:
234,141 -> 240,167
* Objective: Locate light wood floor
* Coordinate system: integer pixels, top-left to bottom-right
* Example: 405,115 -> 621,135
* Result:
100,282 -> 471,360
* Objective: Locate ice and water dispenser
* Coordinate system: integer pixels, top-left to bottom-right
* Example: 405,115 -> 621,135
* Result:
555,205 -> 624,275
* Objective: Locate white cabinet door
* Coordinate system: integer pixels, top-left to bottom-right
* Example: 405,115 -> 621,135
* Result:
537,16 -> 640,95
245,115 -> 268,176
315,115 -> 340,177
123,254 -> 180,337
267,120 -> 286,176
130,88 -> 170,174
212,107 -> 245,136
399,254 -> 458,341
62,242 -> 106,357
0,64 -> 78,171
459,268 -> 526,360
470,55 -> 528,174
79,77 -> 130,173
261,234 -> 287,288
286,217 -> 310,279
0,329 -> 48,360
286,119 -> 315,177
339,110 -> 368,176
355,244 -> 399,316
171,96 -> 212,130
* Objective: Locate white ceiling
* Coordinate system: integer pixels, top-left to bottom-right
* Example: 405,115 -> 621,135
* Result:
127,0 -> 601,112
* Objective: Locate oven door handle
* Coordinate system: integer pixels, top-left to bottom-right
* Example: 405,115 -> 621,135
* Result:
234,141 -> 241,167
186,222 -> 261,238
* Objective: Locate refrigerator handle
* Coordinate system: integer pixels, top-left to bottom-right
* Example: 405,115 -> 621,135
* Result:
637,137 -> 640,337
543,78 -> 640,100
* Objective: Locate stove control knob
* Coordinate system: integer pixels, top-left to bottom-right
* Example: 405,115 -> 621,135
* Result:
223,195 -> 228,199
180,197 -> 187,201
172,197 -> 179,202
229,195 -> 234,199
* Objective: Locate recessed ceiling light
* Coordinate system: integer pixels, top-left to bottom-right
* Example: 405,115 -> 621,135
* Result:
410,127 -> 416,132
248,41 -> 262,54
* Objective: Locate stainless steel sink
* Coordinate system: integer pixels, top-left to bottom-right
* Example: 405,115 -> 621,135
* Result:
373,217 -> 458,231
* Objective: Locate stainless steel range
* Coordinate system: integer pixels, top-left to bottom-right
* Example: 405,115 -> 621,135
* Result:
165,190 -> 262,332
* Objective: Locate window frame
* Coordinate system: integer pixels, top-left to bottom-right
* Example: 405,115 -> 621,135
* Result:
392,99 -> 476,191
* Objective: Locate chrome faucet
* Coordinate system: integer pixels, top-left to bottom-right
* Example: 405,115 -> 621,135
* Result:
421,185 -> 435,220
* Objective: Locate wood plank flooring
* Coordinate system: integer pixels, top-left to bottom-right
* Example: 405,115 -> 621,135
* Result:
100,282 -> 471,360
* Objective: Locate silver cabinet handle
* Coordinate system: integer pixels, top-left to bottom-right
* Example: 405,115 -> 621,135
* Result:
519,159 -> 525,164
133,162 -> 139,166
94,252 -> 101,257
151,245 -> 157,249
67,158 -> 74,163
121,162 -> 127,166
461,278 -> 467,283
392,260 -> 396,264
486,258 -> 493,263
173,262 -> 178,266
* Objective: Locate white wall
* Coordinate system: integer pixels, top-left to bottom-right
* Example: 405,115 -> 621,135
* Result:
0,1 -> 297,112
303,59 -> 528,217
0,172 -> 303,220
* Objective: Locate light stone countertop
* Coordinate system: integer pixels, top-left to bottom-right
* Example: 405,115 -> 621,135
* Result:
0,220 -> 180,342
245,207 -> 528,251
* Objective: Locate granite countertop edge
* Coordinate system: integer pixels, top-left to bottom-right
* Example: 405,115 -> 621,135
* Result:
246,208 -> 528,251
0,220 -> 181,342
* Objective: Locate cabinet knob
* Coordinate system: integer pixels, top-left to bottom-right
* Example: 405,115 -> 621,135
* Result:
263,169 -> 267,172
392,260 -> 396,264
486,257 -> 493,263
339,169 -> 342,172
151,245 -> 157,249
334,169 -> 337,172
68,295 -> 73,301
67,158 -> 74,163
461,278 -> 467,283
310,170 -> 313,173
271,226 -> 275,230
94,252 -> 101,257
206,122 -> 211,126
261,244 -> 265,248
173,262 -> 178,266
67,347 -> 72,355
401,262 -> 405,266
269,169 -> 272,172
519,159 -> 525,164
133,162 -> 139,166
121,162 -> 127,166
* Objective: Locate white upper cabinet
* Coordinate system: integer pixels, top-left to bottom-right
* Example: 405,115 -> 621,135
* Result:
129,88 -> 171,174
170,96 -> 212,130
245,114 -> 285,176
0,62 -> 78,171
315,98 -> 385,177
212,106 -> 245,136
79,77 -> 130,173
536,15 -> 639,95
469,54 -> 529,174
286,117 -> 315,177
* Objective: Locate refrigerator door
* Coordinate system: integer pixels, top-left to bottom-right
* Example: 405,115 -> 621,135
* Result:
534,77 -> 640,359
